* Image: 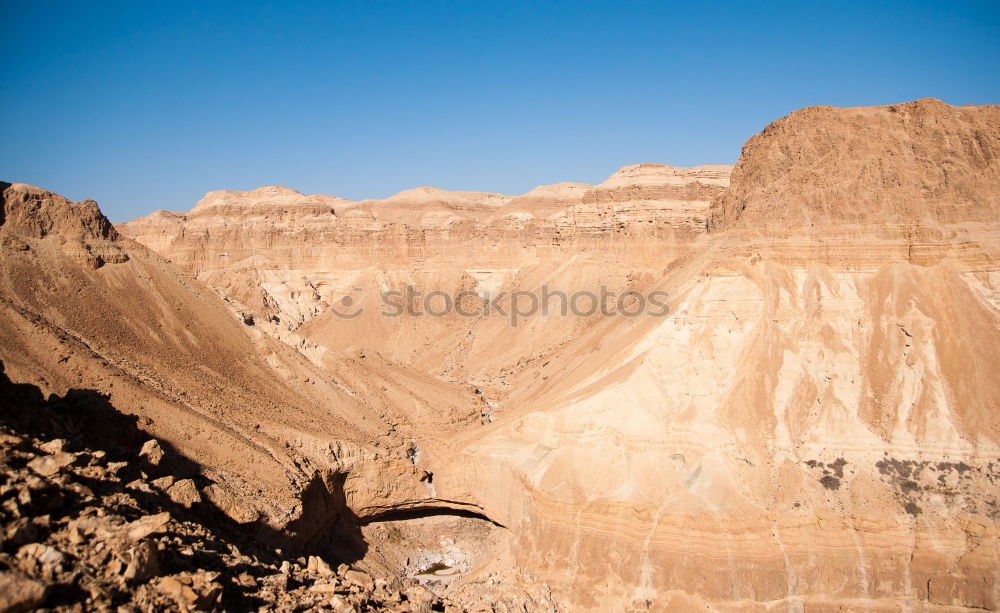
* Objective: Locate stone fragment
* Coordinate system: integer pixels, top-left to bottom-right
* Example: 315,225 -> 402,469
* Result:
307,555 -> 334,576
155,571 -> 221,611
309,581 -> 340,593
126,512 -> 171,541
66,481 -> 95,499
263,572 -> 288,591
37,439 -> 67,454
151,475 -> 175,491
166,479 -> 201,508
2,498 -> 20,518
0,571 -> 46,612
4,518 -> 38,550
26,452 -> 75,477
126,479 -> 153,493
106,461 -> 128,475
139,439 -> 164,468
404,584 -> 436,613
122,540 -> 160,584
17,543 -> 64,566
17,543 -> 65,576
202,484 -> 258,524
0,432 -> 22,446
344,569 -> 374,591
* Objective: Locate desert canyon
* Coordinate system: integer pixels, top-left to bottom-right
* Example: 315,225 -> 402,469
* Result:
1,98 -> 998,611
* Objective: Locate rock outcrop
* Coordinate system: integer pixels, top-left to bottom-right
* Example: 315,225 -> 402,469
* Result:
708,98 -> 1000,231
0,182 -> 119,242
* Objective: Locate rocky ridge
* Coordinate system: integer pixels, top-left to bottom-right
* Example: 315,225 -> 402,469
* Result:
118,164 -> 730,331
708,99 -> 1000,231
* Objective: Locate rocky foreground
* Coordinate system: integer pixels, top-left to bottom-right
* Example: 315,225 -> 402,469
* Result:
0,364 -> 559,612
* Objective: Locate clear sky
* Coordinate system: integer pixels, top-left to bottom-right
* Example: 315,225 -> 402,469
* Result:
2,1 -> 998,221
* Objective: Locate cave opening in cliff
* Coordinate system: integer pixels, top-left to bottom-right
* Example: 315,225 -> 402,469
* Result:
360,505 -> 504,528
356,505 -> 508,588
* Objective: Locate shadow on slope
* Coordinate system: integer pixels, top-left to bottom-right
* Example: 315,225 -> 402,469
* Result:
0,360 -> 370,567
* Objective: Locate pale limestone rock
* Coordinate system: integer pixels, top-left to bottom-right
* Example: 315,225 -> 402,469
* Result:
166,479 -> 201,508
139,439 -> 164,468
26,452 -> 75,477
126,512 -> 171,541
344,568 -> 374,591
203,485 -> 258,524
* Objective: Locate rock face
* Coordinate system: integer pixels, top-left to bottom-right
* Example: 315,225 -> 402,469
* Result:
119,164 -> 728,323
1,182 -> 128,270
4,99 -> 1000,611
708,98 -> 1000,230
0,182 -> 119,241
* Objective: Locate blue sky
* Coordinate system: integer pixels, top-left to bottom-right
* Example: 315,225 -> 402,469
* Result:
2,1 -> 998,221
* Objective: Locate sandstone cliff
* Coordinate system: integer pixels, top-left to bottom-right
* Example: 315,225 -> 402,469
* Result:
118,164 -> 730,345
709,98 -> 1000,231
